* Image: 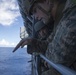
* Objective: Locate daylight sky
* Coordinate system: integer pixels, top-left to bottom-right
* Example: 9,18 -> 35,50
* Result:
0,0 -> 24,47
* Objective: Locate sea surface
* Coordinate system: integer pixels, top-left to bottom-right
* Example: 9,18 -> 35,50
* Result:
0,47 -> 31,75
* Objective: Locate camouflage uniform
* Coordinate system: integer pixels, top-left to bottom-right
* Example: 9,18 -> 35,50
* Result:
30,0 -> 76,60
46,0 -> 76,66
31,0 -> 76,75
41,0 -> 76,75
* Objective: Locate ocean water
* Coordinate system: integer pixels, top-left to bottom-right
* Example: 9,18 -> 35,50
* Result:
0,47 -> 31,75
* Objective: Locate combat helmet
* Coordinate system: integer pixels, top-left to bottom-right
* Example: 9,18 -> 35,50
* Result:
17,0 -> 38,15
34,21 -> 46,32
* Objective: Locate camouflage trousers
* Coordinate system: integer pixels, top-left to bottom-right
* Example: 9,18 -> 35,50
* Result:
41,66 -> 61,75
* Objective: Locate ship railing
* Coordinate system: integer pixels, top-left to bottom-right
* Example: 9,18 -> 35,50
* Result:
32,53 -> 76,75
